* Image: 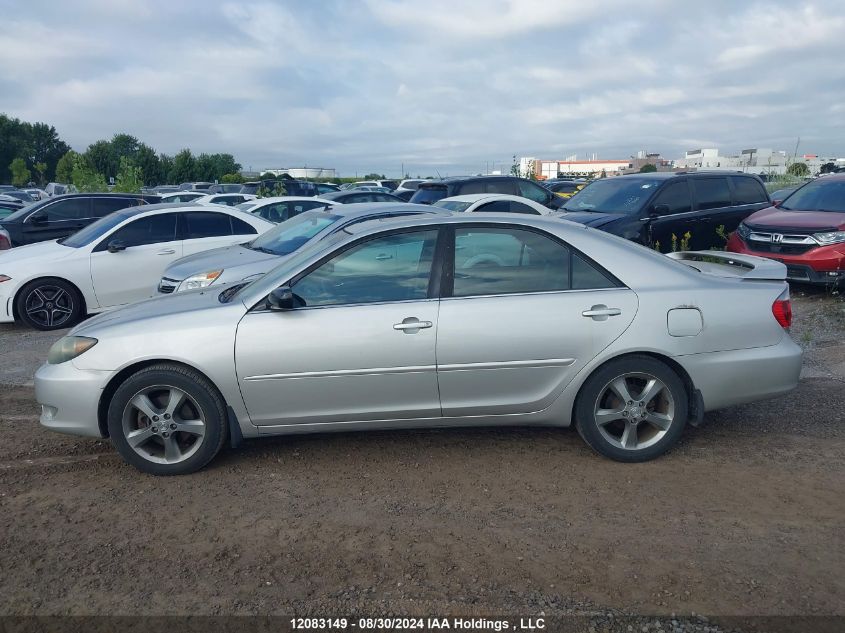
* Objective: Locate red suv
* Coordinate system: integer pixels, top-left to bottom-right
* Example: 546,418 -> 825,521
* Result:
727,175 -> 845,285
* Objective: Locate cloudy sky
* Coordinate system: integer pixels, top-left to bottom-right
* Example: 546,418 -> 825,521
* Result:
1,0 -> 843,176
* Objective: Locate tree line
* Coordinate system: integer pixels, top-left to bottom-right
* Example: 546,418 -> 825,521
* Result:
1,113 -> 242,190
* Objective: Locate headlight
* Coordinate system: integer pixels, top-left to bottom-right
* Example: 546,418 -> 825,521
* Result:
812,231 -> 845,245
175,270 -> 223,292
47,336 -> 98,365
737,223 -> 751,239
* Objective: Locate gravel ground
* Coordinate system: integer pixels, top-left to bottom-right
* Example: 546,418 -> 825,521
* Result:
0,288 -> 843,632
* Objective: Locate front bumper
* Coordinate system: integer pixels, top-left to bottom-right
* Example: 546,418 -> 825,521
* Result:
679,336 -> 803,412
727,234 -> 845,284
34,361 -> 112,438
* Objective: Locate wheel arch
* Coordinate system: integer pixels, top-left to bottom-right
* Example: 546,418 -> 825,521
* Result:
12,275 -> 89,321
572,350 -> 697,422
97,359 -> 230,438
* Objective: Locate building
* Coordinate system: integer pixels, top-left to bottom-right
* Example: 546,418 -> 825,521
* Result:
259,167 -> 337,180
523,152 -> 675,179
675,148 -> 844,176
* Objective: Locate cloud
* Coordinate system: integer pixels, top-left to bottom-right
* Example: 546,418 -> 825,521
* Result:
0,0 -> 842,175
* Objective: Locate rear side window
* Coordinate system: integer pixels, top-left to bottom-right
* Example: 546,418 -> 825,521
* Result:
650,181 -> 692,215
693,178 -> 732,210
410,186 -> 448,204
508,201 -> 542,215
183,212 -> 233,239
517,180 -> 551,204
731,177 -> 768,204
92,197 -> 137,218
474,200 -> 511,213
231,216 -> 258,235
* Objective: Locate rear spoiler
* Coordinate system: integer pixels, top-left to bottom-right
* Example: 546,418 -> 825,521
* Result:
666,251 -> 787,281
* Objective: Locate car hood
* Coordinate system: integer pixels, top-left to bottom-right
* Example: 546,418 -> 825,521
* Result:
0,239 -> 75,270
744,206 -> 845,231
164,243 -> 279,280
553,211 -> 626,228
70,282 -> 239,336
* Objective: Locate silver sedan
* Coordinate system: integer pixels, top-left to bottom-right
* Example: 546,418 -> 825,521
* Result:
35,213 -> 802,475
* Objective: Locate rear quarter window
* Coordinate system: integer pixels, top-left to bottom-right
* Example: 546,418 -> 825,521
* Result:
731,177 -> 769,204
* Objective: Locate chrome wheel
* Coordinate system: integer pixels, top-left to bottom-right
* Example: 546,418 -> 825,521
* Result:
121,385 -> 206,465
593,372 -> 675,451
24,285 -> 74,328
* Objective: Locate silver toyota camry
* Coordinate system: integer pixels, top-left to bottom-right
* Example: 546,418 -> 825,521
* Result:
35,213 -> 802,475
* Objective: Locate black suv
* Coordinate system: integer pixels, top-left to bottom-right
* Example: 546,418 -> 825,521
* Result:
409,176 -> 561,209
240,179 -> 319,197
556,172 -> 771,251
0,193 -> 160,248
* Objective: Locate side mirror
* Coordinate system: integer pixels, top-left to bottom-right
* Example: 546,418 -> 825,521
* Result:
107,240 -> 127,253
267,286 -> 295,311
772,199 -> 782,207
651,204 -> 670,217
30,214 -> 47,225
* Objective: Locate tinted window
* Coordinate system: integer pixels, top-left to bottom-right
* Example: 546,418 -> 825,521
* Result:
474,200 -> 511,213
731,177 -> 768,204
374,194 -> 399,202
410,186 -> 448,205
231,216 -> 258,235
650,181 -> 691,214
779,179 -> 845,213
292,230 -> 438,307
562,178 -> 658,214
452,227 -> 570,297
508,201 -> 542,215
517,180 -> 551,204
184,212 -> 233,239
551,182 -> 578,193
572,253 -> 617,290
92,197 -> 138,218
693,178 -> 732,210
97,213 -> 177,250
37,198 -> 90,221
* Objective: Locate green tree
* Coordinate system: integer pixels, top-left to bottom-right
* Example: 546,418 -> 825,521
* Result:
113,156 -> 143,193
158,154 -> 175,184
9,157 -> 30,186
85,140 -> 115,181
221,172 -> 244,184
787,162 -> 809,177
363,173 -> 386,180
639,163 -> 657,173
135,143 -> 161,185
28,122 -> 70,181
259,172 -> 278,180
71,154 -> 108,192
55,150 -> 77,183
170,149 -> 197,183
34,162 -> 47,185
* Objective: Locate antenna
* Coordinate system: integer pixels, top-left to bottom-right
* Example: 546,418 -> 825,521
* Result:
435,168 -> 442,179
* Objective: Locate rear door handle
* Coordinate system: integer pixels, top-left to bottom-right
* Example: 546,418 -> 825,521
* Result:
393,318 -> 433,332
157,249 -> 176,255
582,305 -> 621,320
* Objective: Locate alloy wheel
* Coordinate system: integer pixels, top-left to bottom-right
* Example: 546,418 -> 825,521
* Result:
24,285 -> 74,328
121,385 -> 207,465
593,372 -> 675,451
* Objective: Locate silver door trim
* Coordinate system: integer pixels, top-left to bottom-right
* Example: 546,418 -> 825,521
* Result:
243,364 -> 437,381
438,358 -> 575,372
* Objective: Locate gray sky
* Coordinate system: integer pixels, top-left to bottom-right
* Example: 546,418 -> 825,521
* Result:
1,0 -> 843,177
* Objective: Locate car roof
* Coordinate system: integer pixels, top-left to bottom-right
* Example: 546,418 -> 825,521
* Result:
248,196 -> 336,206
437,193 -> 526,203
342,210 -> 583,236
321,202 -> 438,218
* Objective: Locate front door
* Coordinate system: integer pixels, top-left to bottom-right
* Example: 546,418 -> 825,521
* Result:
89,213 -> 182,308
23,197 -> 92,244
236,228 -> 443,427
436,225 -> 638,416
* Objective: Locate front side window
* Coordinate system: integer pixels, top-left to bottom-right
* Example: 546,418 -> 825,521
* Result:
92,197 -> 137,218
562,178 -> 657,214
292,229 -> 439,307
96,213 -> 178,250
184,212 -> 233,238
693,178 -> 732,210
451,227 -> 616,297
35,198 -> 90,222
650,181 -> 691,215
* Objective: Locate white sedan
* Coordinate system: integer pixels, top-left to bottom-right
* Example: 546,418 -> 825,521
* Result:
191,193 -> 258,207
434,193 -> 556,215
0,203 -> 273,330
235,196 -> 338,223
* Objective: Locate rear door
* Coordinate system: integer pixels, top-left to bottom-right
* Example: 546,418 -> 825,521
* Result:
689,176 -> 733,249
436,224 -> 637,416
643,179 -> 702,251
727,176 -> 771,231
180,210 -> 256,256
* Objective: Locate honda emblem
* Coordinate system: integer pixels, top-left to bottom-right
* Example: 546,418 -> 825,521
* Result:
771,233 -> 784,243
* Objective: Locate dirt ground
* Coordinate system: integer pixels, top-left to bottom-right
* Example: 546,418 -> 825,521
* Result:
0,290 -> 843,630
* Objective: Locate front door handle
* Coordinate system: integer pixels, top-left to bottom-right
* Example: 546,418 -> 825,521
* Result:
157,249 -> 176,255
582,305 -> 621,321
393,318 -> 433,332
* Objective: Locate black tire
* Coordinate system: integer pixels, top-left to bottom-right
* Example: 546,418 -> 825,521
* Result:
16,277 -> 84,331
107,364 -> 228,475
574,355 -> 688,462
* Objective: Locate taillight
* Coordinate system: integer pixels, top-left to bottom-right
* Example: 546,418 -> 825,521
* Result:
0,230 -> 10,250
772,288 -> 792,328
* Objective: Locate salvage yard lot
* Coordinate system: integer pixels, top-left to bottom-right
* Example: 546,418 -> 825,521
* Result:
0,291 -> 843,624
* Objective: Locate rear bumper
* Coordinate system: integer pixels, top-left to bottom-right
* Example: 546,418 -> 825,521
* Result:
727,234 -> 845,284
34,361 -> 111,438
678,336 -> 803,412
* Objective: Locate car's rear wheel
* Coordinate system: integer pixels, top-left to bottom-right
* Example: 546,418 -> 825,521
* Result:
107,364 -> 228,475
16,278 -> 84,330
575,356 -> 688,462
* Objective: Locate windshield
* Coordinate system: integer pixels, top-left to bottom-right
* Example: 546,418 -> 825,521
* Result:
410,185 -> 448,205
248,210 -> 341,255
561,178 -> 658,214
434,200 -> 472,212
60,209 -> 137,248
779,179 -> 845,212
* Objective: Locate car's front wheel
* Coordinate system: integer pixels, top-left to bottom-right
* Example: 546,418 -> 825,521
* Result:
107,364 -> 228,475
16,278 -> 84,330
575,356 -> 688,462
